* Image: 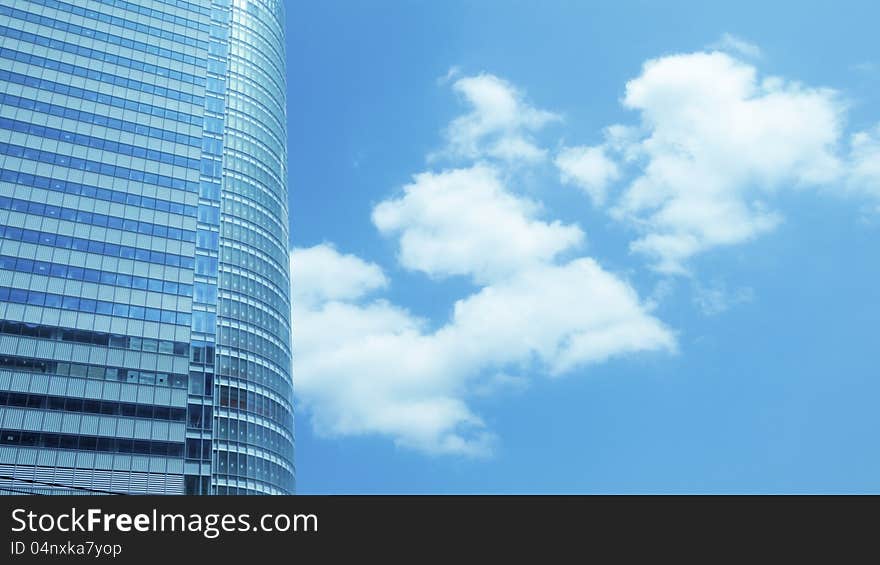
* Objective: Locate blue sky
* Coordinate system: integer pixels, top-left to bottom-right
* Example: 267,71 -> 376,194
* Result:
284,1 -> 880,493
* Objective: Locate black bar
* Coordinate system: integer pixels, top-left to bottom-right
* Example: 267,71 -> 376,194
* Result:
0,495 -> 873,561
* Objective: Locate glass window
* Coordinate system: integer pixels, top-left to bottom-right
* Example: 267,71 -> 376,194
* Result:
194,282 -> 217,304
192,311 -> 216,333
189,371 -> 205,396
26,292 -> 44,306
9,289 -> 28,303
83,269 -> 101,283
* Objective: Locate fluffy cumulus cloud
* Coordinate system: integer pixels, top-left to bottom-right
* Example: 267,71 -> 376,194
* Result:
290,247 -> 491,456
437,73 -> 561,163
437,259 -> 676,375
558,49 -> 853,273
372,165 -> 584,284
291,74 -> 676,455
555,145 -> 621,205
290,244 -> 388,305
291,245 -> 674,456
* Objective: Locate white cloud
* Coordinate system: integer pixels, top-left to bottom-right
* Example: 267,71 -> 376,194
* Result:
291,247 -> 674,457
489,135 -> 549,162
372,164 -> 584,284
291,243 -> 388,307
437,65 -> 461,85
710,33 -> 763,59
693,282 -> 755,316
293,54 -> 880,457
602,51 -> 844,273
437,258 -> 676,375
555,145 -> 621,205
289,273 -> 492,457
291,72 -> 678,457
558,48 -> 880,273
437,73 -> 560,164
848,124 -> 880,196
471,373 -> 530,397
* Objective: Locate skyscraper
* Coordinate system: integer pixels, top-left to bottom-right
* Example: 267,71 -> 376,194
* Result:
0,0 -> 294,494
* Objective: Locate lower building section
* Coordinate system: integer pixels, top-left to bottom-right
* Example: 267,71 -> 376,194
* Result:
0,459 -> 184,495
0,366 -> 187,495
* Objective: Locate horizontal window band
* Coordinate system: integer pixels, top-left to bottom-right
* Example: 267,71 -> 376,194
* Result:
0,319 -> 190,358
0,93 -> 202,148
0,68 -> 202,127
0,354 -> 187,389
0,224 -> 196,270
0,116 -> 201,170
0,141 -> 198,193
0,428 -> 185,457
0,21 -> 205,85
0,285 -> 192,326
216,383 -> 292,427
91,0 -> 212,23
0,169 -> 197,217
0,195 -> 196,243
212,455 -> 294,484
0,46 -> 204,105
0,1 -> 207,59
0,390 -> 186,422
32,0 -> 212,40
0,253 -> 193,298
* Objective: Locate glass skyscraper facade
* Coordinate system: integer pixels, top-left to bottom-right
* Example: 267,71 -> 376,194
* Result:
0,0 -> 294,494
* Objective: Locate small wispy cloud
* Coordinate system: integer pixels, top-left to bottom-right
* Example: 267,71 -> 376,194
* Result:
437,65 -> 461,85
555,144 -> 621,206
693,282 -> 755,316
850,61 -> 877,74
430,73 -> 561,164
710,33 -> 762,59
472,373 -> 530,397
